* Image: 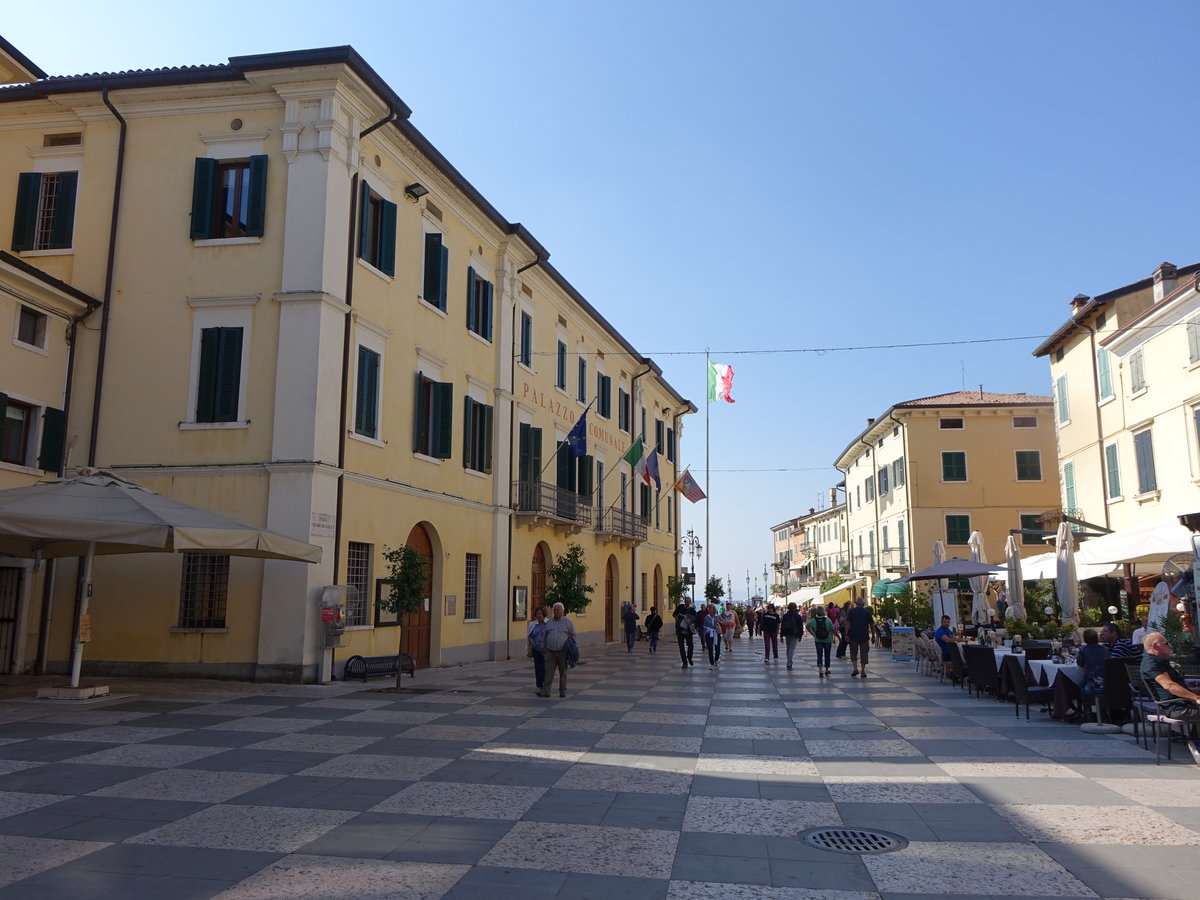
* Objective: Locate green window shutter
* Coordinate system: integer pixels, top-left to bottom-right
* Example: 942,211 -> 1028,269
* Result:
1105,443 -> 1121,499
37,406 -> 66,472
413,372 -> 428,453
530,426 -> 542,480
437,243 -> 449,310
1063,462 -> 1077,510
557,441 -> 574,490
358,181 -> 372,260
1134,431 -> 1156,493
423,233 -> 443,304
48,172 -> 77,249
482,404 -> 493,474
518,423 -> 533,484
1189,318 -> 1200,364
1097,348 -> 1112,398
245,155 -> 268,237
212,327 -> 243,422
462,396 -> 475,466
483,279 -> 493,342
378,199 -> 397,276
578,454 -> 593,499
0,393 -> 8,426
190,159 -> 217,240
12,173 -> 41,251
355,347 -> 379,438
196,328 -> 221,422
433,381 -> 453,459
466,267 -> 476,331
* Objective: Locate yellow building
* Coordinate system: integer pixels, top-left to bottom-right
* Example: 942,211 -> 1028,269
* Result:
1033,262 -> 1200,536
0,42 -> 692,679
834,391 -> 1060,586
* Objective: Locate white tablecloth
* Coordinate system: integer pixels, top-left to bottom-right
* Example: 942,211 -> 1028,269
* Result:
1027,658 -> 1084,686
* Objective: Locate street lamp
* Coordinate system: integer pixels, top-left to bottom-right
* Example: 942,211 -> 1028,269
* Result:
681,529 -> 702,601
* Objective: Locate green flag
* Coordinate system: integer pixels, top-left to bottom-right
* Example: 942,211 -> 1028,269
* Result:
622,437 -> 644,467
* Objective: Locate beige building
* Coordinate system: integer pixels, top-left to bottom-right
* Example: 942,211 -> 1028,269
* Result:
834,391 -> 1061,587
0,42 -> 691,679
1033,261 -> 1200,538
769,492 -> 847,593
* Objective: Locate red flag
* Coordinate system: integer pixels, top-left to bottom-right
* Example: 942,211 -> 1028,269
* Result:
675,469 -> 706,503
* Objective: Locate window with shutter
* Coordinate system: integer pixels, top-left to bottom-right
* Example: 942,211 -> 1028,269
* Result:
519,312 -> 533,366
1096,348 -> 1112,399
465,268 -> 493,340
655,419 -> 664,453
37,407 -> 65,472
878,466 -> 888,495
1055,375 -> 1070,423
423,232 -> 449,310
1015,450 -> 1042,481
414,373 -> 453,458
556,341 -> 567,389
12,171 -> 78,251
1133,430 -> 1156,494
1063,462 -> 1077,512
1189,317 -> 1200,364
945,514 -> 971,545
1020,513 -> 1043,546
190,157 -> 266,240
357,182 -> 396,276
1130,350 -> 1146,393
463,397 -> 494,473
942,451 -> 967,482
618,388 -> 630,432
666,426 -> 675,462
195,327 -> 243,423
1104,443 -> 1121,499
577,358 -> 587,402
355,347 -> 380,439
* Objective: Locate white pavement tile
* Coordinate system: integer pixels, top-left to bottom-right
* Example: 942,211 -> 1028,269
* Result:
128,804 -> 356,853
246,733 -> 384,754
792,716 -> 882,728
371,781 -> 544,820
622,711 -> 707,725
463,744 -> 587,764
0,791 -> 66,819
554,763 -> 692,794
1015,738 -> 1148,759
704,725 -> 801,741
805,739 -> 922,758
203,716 -> 323,734
668,883 -> 877,900
1095,777 -> 1200,807
44,725 -> 188,743
683,796 -> 838,836
213,855 -> 470,900
863,841 -> 1097,896
595,734 -> 702,753
516,718 -> 614,734
89,768 -> 283,802
397,724 -> 511,742
300,754 -> 451,781
935,761 -> 1084,779
341,709 -> 447,725
0,835 -> 109,888
696,754 -> 819,777
996,803 -> 1200,845
891,726 -> 1001,740
482,821 -> 679,878
822,775 -> 980,804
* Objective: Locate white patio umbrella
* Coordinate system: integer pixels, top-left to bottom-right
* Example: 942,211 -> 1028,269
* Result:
1074,512 -> 1195,566
968,531 -> 990,624
1004,534 -> 1026,621
932,540 -> 946,567
0,469 -> 322,687
1016,551 -> 1117,581
1055,521 -> 1079,625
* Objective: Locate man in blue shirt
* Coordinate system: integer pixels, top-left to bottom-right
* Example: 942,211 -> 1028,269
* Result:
1101,622 -> 1140,658
934,615 -> 958,660
845,597 -> 877,678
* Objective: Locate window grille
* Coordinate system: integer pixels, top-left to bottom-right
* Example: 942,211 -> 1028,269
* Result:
464,553 -> 481,619
346,542 -> 371,626
179,553 -> 229,628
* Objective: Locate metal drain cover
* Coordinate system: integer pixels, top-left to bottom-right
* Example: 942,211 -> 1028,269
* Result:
800,827 -> 908,855
829,723 -> 890,733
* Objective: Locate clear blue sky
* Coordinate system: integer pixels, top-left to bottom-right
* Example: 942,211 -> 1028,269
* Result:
8,1 -> 1200,600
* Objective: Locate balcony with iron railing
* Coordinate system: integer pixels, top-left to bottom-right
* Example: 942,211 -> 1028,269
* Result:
594,506 -> 647,546
878,548 -> 909,570
512,480 -> 592,535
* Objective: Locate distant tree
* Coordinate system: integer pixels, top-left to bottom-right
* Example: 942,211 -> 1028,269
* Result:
704,575 -> 725,605
666,576 -> 687,608
545,543 -> 594,614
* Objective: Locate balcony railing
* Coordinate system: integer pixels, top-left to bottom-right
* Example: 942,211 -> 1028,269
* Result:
878,548 -> 909,569
512,480 -> 592,529
595,507 -> 647,543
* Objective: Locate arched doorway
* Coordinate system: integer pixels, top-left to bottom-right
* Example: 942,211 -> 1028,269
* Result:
604,556 -> 617,643
531,544 -> 548,618
402,523 -> 433,668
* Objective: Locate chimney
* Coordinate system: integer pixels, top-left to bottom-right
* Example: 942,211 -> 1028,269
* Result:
866,417 -> 874,426
829,487 -> 838,508
1153,261 -> 1177,302
1070,294 -> 1090,316
809,507 -> 815,516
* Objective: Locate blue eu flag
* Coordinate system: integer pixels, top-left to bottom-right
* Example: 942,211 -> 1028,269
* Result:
567,409 -> 587,457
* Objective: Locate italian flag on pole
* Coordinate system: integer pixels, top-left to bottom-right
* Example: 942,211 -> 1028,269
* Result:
708,362 -> 735,403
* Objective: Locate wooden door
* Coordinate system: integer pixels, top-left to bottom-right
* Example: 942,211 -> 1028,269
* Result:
605,557 -> 615,642
531,545 -> 547,617
401,524 -> 433,668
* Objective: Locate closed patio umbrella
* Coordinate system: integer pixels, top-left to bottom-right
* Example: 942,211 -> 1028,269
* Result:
1055,521 -> 1079,625
0,469 -> 322,687
1004,535 -> 1026,621
968,531 -> 990,625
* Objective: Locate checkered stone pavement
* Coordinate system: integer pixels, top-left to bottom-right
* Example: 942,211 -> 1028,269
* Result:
1,636 -> 1199,899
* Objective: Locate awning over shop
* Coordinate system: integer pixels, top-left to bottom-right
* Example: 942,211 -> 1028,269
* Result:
812,577 -> 865,604
786,586 -> 821,605
871,578 -> 909,598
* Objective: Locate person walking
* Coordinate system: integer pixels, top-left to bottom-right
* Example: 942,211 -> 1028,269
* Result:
674,598 -> 697,669
760,603 -> 781,664
808,605 -> 835,677
540,602 -> 576,698
745,605 -> 758,639
845,596 -> 877,678
781,601 -> 803,670
527,606 -> 547,695
645,606 -> 663,653
835,600 -> 851,659
622,602 -> 640,653
719,605 -> 736,653
704,604 -> 723,670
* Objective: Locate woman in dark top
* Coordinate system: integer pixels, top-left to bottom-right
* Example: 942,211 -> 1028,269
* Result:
760,603 -> 781,663
645,607 -> 663,653
1077,628 -> 1110,689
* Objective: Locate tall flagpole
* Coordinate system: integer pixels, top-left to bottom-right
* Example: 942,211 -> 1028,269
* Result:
705,348 -> 710,590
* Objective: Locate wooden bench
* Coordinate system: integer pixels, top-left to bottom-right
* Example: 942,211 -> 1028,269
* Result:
343,653 -> 416,682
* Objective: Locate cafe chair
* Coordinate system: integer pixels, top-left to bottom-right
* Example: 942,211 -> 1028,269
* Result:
1083,657 -> 1135,724
1127,664 -> 1157,750
964,645 -> 1002,700
1003,655 -> 1054,719
1022,646 -> 1051,661
1138,670 -> 1197,765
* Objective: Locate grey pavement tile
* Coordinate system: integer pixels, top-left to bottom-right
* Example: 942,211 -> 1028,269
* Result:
0,868 -> 237,899
995,803 -> 1200,845
906,739 -> 1043,758
0,739 -> 115,762
554,763 -> 691,795
129,804 -> 357,853
958,776 -> 1129,806
422,759 -> 568,787
671,851 -> 772,886
0,722 -> 87,740
180,747 -> 335,775
863,841 -> 1097,896
107,700 -> 205,714
1040,841 -> 1198,900
58,742 -> 226,768
522,788 -> 615,825
297,810 -> 434,857
209,853 -> 470,899
835,802 -> 940,842
373,781 -> 546,820
146,729 -> 278,748
362,738 -> 482,756
251,705 -> 358,720
769,855 -> 878,892
910,803 -> 1029,842
230,774 -> 413,811
243,733 -> 383,754
1,762 -> 145,794
554,872 -> 668,900
667,882 -> 877,900
683,795 -> 838,836
90,768 -> 283,802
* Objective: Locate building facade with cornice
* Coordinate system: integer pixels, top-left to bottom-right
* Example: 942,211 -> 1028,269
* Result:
0,40 -> 691,679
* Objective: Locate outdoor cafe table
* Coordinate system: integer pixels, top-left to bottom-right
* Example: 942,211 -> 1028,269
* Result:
968,646 -> 1085,718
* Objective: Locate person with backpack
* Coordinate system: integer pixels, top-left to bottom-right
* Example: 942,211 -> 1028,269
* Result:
807,605 -> 835,677
645,606 -> 663,653
760,603 -> 781,664
673,598 -> 697,669
835,600 -> 852,659
703,604 -> 722,671
780,602 -> 804,670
